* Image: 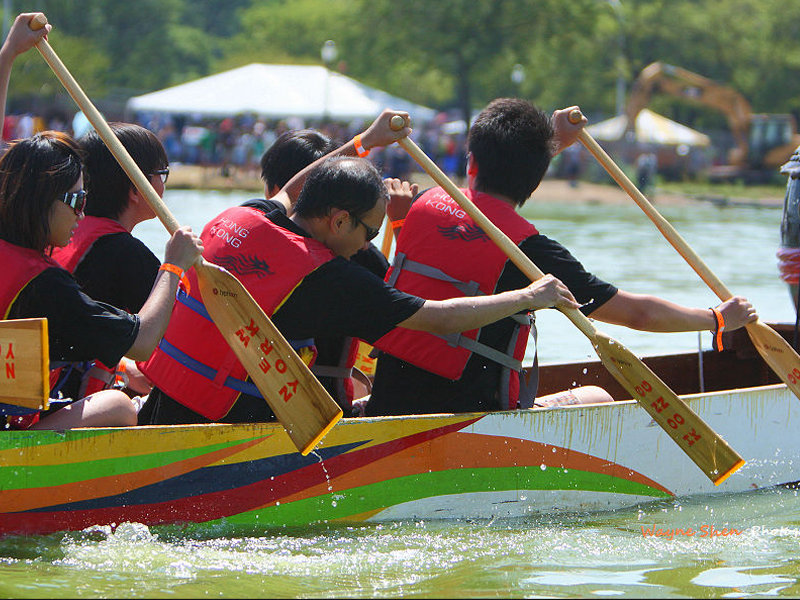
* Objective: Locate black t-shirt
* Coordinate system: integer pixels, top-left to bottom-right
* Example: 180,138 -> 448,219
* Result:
8,267 -> 140,370
72,232 -> 160,313
366,233 -> 618,416
140,202 -> 423,424
242,197 -> 390,405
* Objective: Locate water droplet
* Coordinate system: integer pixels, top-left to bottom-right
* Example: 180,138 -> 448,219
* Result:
540,464 -> 547,471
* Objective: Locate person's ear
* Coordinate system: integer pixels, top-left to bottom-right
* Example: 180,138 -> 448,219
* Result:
329,208 -> 349,234
467,153 -> 478,176
128,184 -> 141,206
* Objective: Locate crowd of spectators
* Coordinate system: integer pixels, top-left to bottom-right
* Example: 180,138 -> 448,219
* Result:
135,111 -> 472,182
2,109 -> 473,183
3,109 -> 599,185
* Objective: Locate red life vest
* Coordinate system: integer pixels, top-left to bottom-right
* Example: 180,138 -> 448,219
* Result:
139,206 -> 334,420
373,187 -> 539,408
0,239 -> 62,426
50,216 -> 128,273
0,239 -> 59,319
50,216 -> 130,396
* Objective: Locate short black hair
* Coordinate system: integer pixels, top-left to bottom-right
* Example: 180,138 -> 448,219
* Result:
81,122 -> 168,220
260,129 -> 340,191
294,156 -> 388,220
468,98 -> 555,206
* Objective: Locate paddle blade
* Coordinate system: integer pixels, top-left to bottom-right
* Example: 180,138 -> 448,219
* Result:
194,262 -> 342,455
592,331 -> 744,485
746,320 -> 800,400
0,318 -> 49,410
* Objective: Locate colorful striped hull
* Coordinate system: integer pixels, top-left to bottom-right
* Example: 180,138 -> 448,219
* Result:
0,383 -> 796,537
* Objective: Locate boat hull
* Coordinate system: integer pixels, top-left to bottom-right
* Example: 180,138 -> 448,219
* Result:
0,382 -> 796,536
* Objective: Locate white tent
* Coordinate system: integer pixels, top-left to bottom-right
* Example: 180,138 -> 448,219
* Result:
125,63 -> 437,122
587,108 -> 711,147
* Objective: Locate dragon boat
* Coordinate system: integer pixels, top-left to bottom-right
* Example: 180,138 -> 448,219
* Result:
0,324 -> 798,537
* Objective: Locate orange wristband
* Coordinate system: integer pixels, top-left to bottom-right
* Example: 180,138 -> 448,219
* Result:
391,218 -> 405,230
353,134 -> 370,157
710,307 -> 725,351
160,262 -> 191,294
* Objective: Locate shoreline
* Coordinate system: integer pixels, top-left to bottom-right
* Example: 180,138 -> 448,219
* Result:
168,164 -> 784,209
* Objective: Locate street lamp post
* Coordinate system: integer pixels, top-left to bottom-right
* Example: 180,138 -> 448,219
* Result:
606,0 -> 625,116
320,40 -> 337,121
511,63 -> 525,94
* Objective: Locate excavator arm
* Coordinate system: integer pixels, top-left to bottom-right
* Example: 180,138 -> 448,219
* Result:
625,62 -> 753,166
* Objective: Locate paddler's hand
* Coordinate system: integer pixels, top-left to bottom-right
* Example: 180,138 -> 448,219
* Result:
360,109 -> 412,151
552,105 -> 586,155
3,13 -> 50,58
163,225 -> 204,271
523,274 -> 581,311
384,178 -> 418,222
714,296 -> 757,331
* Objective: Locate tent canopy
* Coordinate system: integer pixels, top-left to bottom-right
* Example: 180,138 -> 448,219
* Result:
126,63 -> 437,122
587,108 -> 711,147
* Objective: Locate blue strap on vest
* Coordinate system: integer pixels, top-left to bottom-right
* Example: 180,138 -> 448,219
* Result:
165,290 -> 315,398
158,337 -> 263,397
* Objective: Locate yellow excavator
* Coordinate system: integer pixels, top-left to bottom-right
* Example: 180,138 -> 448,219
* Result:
625,62 -> 800,180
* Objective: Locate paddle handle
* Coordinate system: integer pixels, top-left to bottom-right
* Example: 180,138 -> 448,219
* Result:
389,116 -> 598,339
380,217 -> 393,258
568,109 -> 735,302
31,15 -> 182,236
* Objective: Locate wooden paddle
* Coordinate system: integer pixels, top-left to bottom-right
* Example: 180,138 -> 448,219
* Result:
31,15 -> 341,454
389,115 -> 743,484
380,219 -> 393,258
0,318 -> 49,410
569,109 -> 800,403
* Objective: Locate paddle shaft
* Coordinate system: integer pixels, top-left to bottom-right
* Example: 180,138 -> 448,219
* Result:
32,16 -> 342,453
380,218 -> 393,258
389,115 -> 744,484
32,19 -> 178,234
568,110 -> 735,300
570,109 -> 800,401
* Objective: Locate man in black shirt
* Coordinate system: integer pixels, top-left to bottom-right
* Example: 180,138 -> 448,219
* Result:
367,99 -> 758,417
243,128 -> 394,412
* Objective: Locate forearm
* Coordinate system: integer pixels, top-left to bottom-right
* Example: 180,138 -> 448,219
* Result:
0,49 -> 15,129
398,291 -> 530,335
126,272 -> 180,360
592,291 -> 715,332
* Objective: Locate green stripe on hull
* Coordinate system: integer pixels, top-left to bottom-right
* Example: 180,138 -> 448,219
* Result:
0,429 -> 111,450
0,436 -> 264,490
223,466 -> 671,527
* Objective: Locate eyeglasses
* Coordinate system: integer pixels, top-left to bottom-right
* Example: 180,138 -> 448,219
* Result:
352,214 -> 380,242
61,190 -> 87,216
150,168 -> 169,184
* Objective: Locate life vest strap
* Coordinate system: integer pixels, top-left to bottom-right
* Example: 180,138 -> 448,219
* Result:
177,288 -> 313,350
311,365 -> 354,379
157,337 -> 263,398
438,331 -> 523,371
389,252 -> 481,297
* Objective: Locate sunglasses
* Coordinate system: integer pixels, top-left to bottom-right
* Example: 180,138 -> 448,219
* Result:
151,168 -> 170,184
61,190 -> 87,216
352,214 -> 380,242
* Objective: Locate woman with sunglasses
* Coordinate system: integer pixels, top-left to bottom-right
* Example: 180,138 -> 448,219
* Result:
0,131 -> 203,429
50,122 -> 171,398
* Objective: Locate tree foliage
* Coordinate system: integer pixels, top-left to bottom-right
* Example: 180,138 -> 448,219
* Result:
4,0 -> 800,131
